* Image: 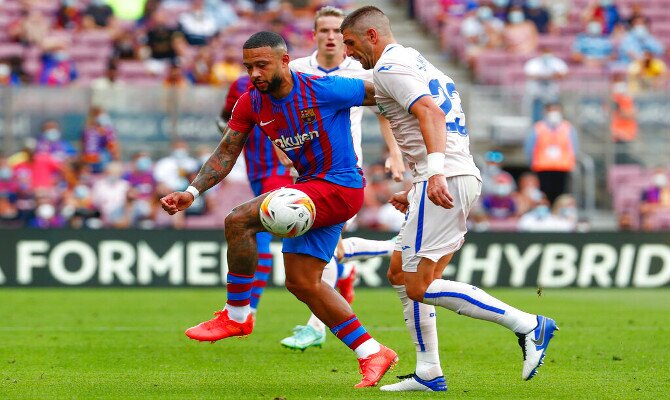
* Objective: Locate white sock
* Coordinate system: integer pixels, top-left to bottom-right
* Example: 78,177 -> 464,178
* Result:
393,285 -> 442,380
224,304 -> 250,323
338,237 -> 395,263
354,338 -> 382,359
341,262 -> 355,279
306,257 -> 338,334
423,279 -> 537,334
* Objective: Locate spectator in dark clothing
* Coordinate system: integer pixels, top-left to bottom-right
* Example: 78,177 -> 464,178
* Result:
144,10 -> 183,61
524,0 -> 553,34
83,0 -> 115,28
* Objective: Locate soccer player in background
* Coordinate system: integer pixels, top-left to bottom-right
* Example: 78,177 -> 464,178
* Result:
279,5 -> 404,351
161,31 -> 398,388
341,6 -> 558,392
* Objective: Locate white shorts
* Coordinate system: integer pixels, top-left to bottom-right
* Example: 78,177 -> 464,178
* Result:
394,175 -> 481,272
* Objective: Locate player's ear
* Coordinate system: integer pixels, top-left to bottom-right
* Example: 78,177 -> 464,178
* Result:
281,52 -> 290,66
366,28 -> 378,44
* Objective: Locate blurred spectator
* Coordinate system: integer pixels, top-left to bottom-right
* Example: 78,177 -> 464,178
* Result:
83,0 -> 116,28
154,140 -> 199,192
178,0 -> 219,46
38,40 -> 78,86
617,17 -> 665,65
617,209 -> 635,231
107,0 -> 148,21
525,102 -> 579,205
547,0 -> 570,30
490,0 -> 510,21
207,0 -> 239,30
236,0 -> 281,18
627,50 -> 667,92
607,74 -> 638,164
35,120 -> 78,162
524,47 -> 568,123
623,2 -> 649,27
481,150 -> 515,196
8,7 -> 50,46
517,198 -> 574,232
113,30 -> 140,60
125,152 -> 157,227
583,0 -> 620,35
0,156 -> 20,225
0,56 -> 31,86
12,140 -> 75,193
92,61 -> 124,89
503,6 -> 538,55
482,173 -> 517,220
144,10 -> 184,61
523,0 -> 553,34
571,20 -> 615,67
188,47 -> 216,85
164,62 -> 190,87
91,161 -> 130,227
28,192 -> 67,229
513,171 -> 546,215
211,46 -> 244,84
80,106 -> 120,173
359,163 -> 394,229
61,182 -> 102,229
639,168 -> 670,231
56,0 -> 85,30
460,5 -> 504,67
552,194 -> 579,230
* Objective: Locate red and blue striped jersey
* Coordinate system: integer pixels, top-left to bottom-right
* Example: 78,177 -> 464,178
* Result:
228,71 -> 366,189
224,75 -> 290,182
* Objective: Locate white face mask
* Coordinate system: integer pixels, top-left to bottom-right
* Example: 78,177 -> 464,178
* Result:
612,82 -> 627,94
508,11 -> 524,24
36,203 -> 56,220
632,25 -> 648,38
172,148 -> 189,159
546,110 -> 563,125
44,128 -> 61,141
653,174 -> 668,187
587,22 -> 602,36
494,183 -> 513,197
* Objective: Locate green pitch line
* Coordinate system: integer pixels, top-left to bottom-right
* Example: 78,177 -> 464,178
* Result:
1,288 -> 668,399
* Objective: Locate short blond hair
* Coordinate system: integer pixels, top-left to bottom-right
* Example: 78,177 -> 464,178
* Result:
314,6 -> 345,31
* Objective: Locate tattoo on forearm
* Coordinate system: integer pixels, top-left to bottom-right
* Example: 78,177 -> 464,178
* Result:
191,127 -> 248,193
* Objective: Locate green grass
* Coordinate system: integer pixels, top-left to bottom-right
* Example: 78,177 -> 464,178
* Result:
1,288 -> 669,399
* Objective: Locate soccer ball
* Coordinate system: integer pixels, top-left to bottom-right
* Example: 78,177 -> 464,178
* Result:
259,188 -> 316,238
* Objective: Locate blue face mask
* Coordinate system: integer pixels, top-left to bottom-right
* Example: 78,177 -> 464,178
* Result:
477,6 -> 493,20
0,167 -> 11,180
526,0 -> 541,9
600,0 -> 613,6
533,205 -> 551,218
136,157 -> 152,172
508,11 -> 525,24
632,25 -> 648,38
586,22 -> 602,36
493,0 -> 509,7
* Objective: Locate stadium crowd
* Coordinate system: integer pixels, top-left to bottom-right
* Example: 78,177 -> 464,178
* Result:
1,0 -> 669,232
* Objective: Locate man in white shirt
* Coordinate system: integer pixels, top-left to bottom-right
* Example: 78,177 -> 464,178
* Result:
279,5 -> 405,352
523,47 -> 568,122
341,6 -> 558,392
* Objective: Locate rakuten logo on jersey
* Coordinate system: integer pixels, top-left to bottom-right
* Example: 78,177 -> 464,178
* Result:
273,130 -> 320,151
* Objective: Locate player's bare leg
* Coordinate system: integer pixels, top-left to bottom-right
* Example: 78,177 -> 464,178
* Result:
284,253 -> 398,388
185,194 -> 269,342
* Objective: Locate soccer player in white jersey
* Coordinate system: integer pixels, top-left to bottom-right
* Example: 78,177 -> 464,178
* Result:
341,6 -> 558,392
279,5 -> 405,351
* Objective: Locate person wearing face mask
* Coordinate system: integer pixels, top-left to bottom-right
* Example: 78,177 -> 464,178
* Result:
571,19 -> 615,67
482,173 -> 517,220
481,150 -> 516,196
640,168 -> 670,231
91,161 -> 131,227
80,106 -> 120,173
582,0 -> 620,35
38,39 -> 78,86
153,140 -> 199,193
618,17 -> 664,65
525,103 -> 579,205
607,74 -> 638,164
35,120 -> 77,161
503,6 -> 538,54
459,5 -> 504,67
124,152 -> 158,227
524,47 -> 569,122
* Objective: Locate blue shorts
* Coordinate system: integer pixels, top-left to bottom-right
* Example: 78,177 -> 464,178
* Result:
282,222 -> 344,262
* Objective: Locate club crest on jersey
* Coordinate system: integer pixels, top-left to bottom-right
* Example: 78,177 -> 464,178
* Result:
300,108 -> 316,123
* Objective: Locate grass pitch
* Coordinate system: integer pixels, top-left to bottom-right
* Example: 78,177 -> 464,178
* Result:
1,288 -> 669,399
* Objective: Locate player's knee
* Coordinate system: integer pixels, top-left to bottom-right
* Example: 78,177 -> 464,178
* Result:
284,279 -> 314,302
405,283 -> 427,302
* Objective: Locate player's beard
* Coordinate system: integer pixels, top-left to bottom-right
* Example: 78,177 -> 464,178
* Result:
254,73 -> 283,94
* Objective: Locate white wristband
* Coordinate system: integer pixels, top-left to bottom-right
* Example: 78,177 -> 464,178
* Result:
426,152 -> 446,178
185,186 -> 200,199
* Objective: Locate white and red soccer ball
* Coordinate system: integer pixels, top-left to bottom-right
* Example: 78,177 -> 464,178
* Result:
259,188 -> 316,238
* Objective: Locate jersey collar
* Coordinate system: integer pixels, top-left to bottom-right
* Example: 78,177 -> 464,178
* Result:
310,50 -> 353,74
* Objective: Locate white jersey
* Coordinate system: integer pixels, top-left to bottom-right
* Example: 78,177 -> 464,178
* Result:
289,51 -> 371,166
373,44 -> 481,182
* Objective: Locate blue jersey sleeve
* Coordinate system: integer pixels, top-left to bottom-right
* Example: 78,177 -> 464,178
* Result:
316,75 -> 365,110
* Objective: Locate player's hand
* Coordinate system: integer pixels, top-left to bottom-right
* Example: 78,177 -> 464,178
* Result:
389,190 -> 410,213
272,145 -> 294,169
385,153 -> 405,182
427,174 -> 454,209
160,191 -> 195,215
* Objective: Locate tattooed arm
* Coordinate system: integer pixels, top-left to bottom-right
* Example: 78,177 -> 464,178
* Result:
160,126 -> 248,215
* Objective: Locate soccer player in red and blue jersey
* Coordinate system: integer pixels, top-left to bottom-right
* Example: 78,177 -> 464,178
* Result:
160,31 -> 398,388
219,75 -> 293,315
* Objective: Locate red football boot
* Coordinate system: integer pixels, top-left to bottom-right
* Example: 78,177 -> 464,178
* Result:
354,345 -> 399,388
336,265 -> 356,304
185,310 -> 254,342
